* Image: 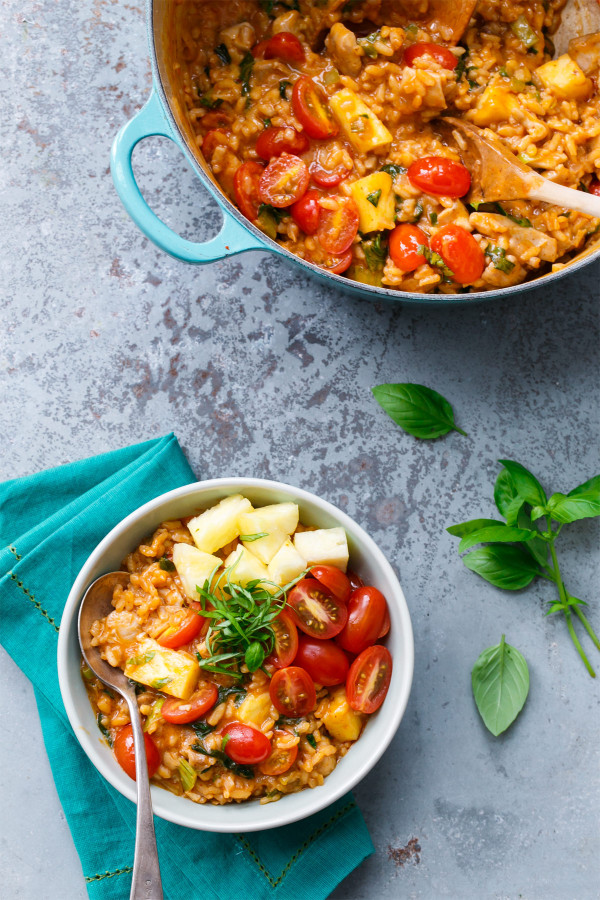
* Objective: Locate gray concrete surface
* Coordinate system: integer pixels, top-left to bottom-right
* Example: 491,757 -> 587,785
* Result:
1,1 -> 599,898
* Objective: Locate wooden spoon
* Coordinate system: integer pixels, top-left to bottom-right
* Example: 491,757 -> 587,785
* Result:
436,117 -> 600,218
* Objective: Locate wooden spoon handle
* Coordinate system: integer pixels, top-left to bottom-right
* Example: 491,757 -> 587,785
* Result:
528,180 -> 600,218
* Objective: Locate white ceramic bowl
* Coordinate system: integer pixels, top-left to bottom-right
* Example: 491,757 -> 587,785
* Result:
57,478 -> 414,832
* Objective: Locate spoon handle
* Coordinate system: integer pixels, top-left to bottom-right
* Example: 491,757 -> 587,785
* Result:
126,695 -> 164,900
529,179 -> 600,218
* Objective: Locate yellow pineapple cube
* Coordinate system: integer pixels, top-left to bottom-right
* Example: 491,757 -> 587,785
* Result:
223,545 -> 275,592
124,637 -> 199,700
237,691 -> 275,729
321,687 -> 364,741
172,544 -> 222,600
188,494 -> 252,554
535,54 -> 592,100
330,88 -> 392,153
348,172 -> 395,233
268,539 -> 307,586
293,527 -> 349,572
238,502 -> 299,538
470,83 -> 519,125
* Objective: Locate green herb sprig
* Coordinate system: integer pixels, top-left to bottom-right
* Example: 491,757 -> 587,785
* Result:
448,461 -> 600,676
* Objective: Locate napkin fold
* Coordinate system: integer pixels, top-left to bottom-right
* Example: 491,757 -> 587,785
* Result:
0,434 -> 373,900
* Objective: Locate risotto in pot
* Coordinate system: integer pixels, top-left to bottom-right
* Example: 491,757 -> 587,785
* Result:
84,495 -> 392,805
166,0 -> 600,294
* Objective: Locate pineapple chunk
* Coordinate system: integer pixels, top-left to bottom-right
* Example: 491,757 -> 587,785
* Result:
172,544 -> 222,600
223,545 -> 275,593
535,54 -> 592,100
321,687 -> 364,741
237,691 -> 275,729
238,502 -> 299,538
124,637 -> 199,700
268,539 -> 307,586
188,494 -> 252,554
329,88 -> 392,153
470,83 -> 519,125
241,528 -> 287,565
348,172 -> 395,233
293,527 -> 349,572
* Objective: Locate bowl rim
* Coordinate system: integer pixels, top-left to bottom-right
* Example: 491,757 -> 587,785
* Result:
147,0 -> 600,306
57,477 -> 414,832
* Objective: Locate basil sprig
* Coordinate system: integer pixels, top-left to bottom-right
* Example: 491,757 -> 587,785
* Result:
372,383 -> 466,439
472,635 -> 530,736
448,462 -> 600,676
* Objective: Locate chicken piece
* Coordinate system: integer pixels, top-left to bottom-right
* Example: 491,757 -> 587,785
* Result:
470,212 -> 558,263
325,22 -> 363,76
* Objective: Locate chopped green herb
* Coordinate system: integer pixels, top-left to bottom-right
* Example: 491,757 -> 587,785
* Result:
159,556 -> 176,572
215,685 -> 247,707
198,94 -> 223,110
143,697 -> 165,733
467,78 -> 479,90
128,679 -> 145,694
362,233 -> 388,270
192,721 -> 215,739
263,117 -> 272,127
493,203 -> 532,228
419,244 -> 454,280
413,200 -> 424,223
306,733 -> 317,749
221,733 -> 231,750
127,650 -> 155,667
358,31 -> 382,59
239,52 -> 254,97
191,742 -> 254,778
381,163 -> 407,180
405,23 -> 419,35
279,80 -> 291,99
455,49 -> 469,81
511,15 -> 538,49
430,212 -> 438,225
239,532 -> 269,542
151,677 -> 172,689
367,189 -> 382,207
96,713 -> 113,747
179,759 -> 197,792
82,665 -> 94,682
214,43 -> 231,66
485,244 -> 515,273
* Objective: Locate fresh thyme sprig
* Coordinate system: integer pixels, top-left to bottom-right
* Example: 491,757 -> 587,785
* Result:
194,564 -> 306,679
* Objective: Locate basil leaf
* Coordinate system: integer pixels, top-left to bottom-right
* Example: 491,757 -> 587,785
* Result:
96,713 -> 113,747
214,43 -> 231,65
546,475 -> 600,523
493,468 -> 524,525
380,163 -> 406,179
159,556 -> 176,572
279,80 -> 291,99
462,545 -> 541,590
498,460 -> 547,508
447,518 -> 505,538
179,759 -> 197,792
372,383 -> 466,439
306,734 -> 317,749
240,532 -> 269,542
458,525 -> 537,554
192,721 -> 214,738
471,635 -> 529,736
245,641 -> 265,672
216,685 -> 247,707
517,508 -> 548,568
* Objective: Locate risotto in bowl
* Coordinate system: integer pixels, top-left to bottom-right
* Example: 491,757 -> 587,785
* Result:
57,479 -> 414,831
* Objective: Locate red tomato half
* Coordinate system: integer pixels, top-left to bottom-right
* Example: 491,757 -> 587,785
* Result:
404,42 -> 458,70
347,570 -> 364,592
378,604 -> 391,639
408,156 -> 471,198
309,159 -> 351,188
311,565 -> 351,603
234,161 -> 264,221
319,248 -> 353,274
221,722 -> 271,765
346,645 -> 392,714
336,586 -> 388,655
161,685 -> 218,724
253,32 -> 305,63
291,189 -> 322,234
294,636 -> 350,686
430,224 -> 485,285
114,725 -> 160,781
258,730 -> 298,775
292,76 -> 339,139
389,223 -> 429,272
256,126 -> 310,160
259,153 -> 309,207
267,609 -> 298,669
317,197 -> 359,255
158,610 -> 205,649
588,178 -> 600,197
287,578 -> 348,638
270,666 -> 317,717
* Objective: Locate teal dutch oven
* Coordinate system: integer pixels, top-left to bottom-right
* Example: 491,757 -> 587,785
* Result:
110,0 -> 600,305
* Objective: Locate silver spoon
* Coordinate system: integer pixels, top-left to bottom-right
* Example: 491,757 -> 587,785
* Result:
79,571 -> 164,900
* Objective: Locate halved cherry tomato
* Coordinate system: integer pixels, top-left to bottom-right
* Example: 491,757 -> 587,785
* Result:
408,156 -> 471,198
404,42 -> 458,70
259,153 -> 309,207
269,666 -> 317,717
202,109 -> 231,129
157,610 -> 205,649
294,635 -> 350,686
292,76 -> 339,140
234,161 -> 265,221
317,197 -> 359,255
287,578 -> 348,638
201,128 -> 228,158
378,604 -> 391,639
430,224 -> 485,285
310,565 -> 351,603
389,223 -> 429,272
336,586 -> 388,655
319,248 -> 353,274
253,32 -> 305,63
161,684 -> 218,724
347,570 -> 364,592
258,730 -> 298,775
291,189 -> 322,234
114,725 -> 160,781
309,158 -> 351,188
221,722 -> 271,765
267,609 -> 298,669
256,126 -> 310,160
347,645 -> 392,713
588,178 -> 600,196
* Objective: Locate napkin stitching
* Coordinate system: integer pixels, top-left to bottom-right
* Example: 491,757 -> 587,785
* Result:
85,866 -> 133,884
9,545 -> 22,561
235,799 -> 357,888
9,571 -> 60,632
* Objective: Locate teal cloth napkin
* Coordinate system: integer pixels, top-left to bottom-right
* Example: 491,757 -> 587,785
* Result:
0,434 -> 374,900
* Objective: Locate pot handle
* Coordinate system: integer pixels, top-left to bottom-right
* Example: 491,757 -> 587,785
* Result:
110,90 -> 267,264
